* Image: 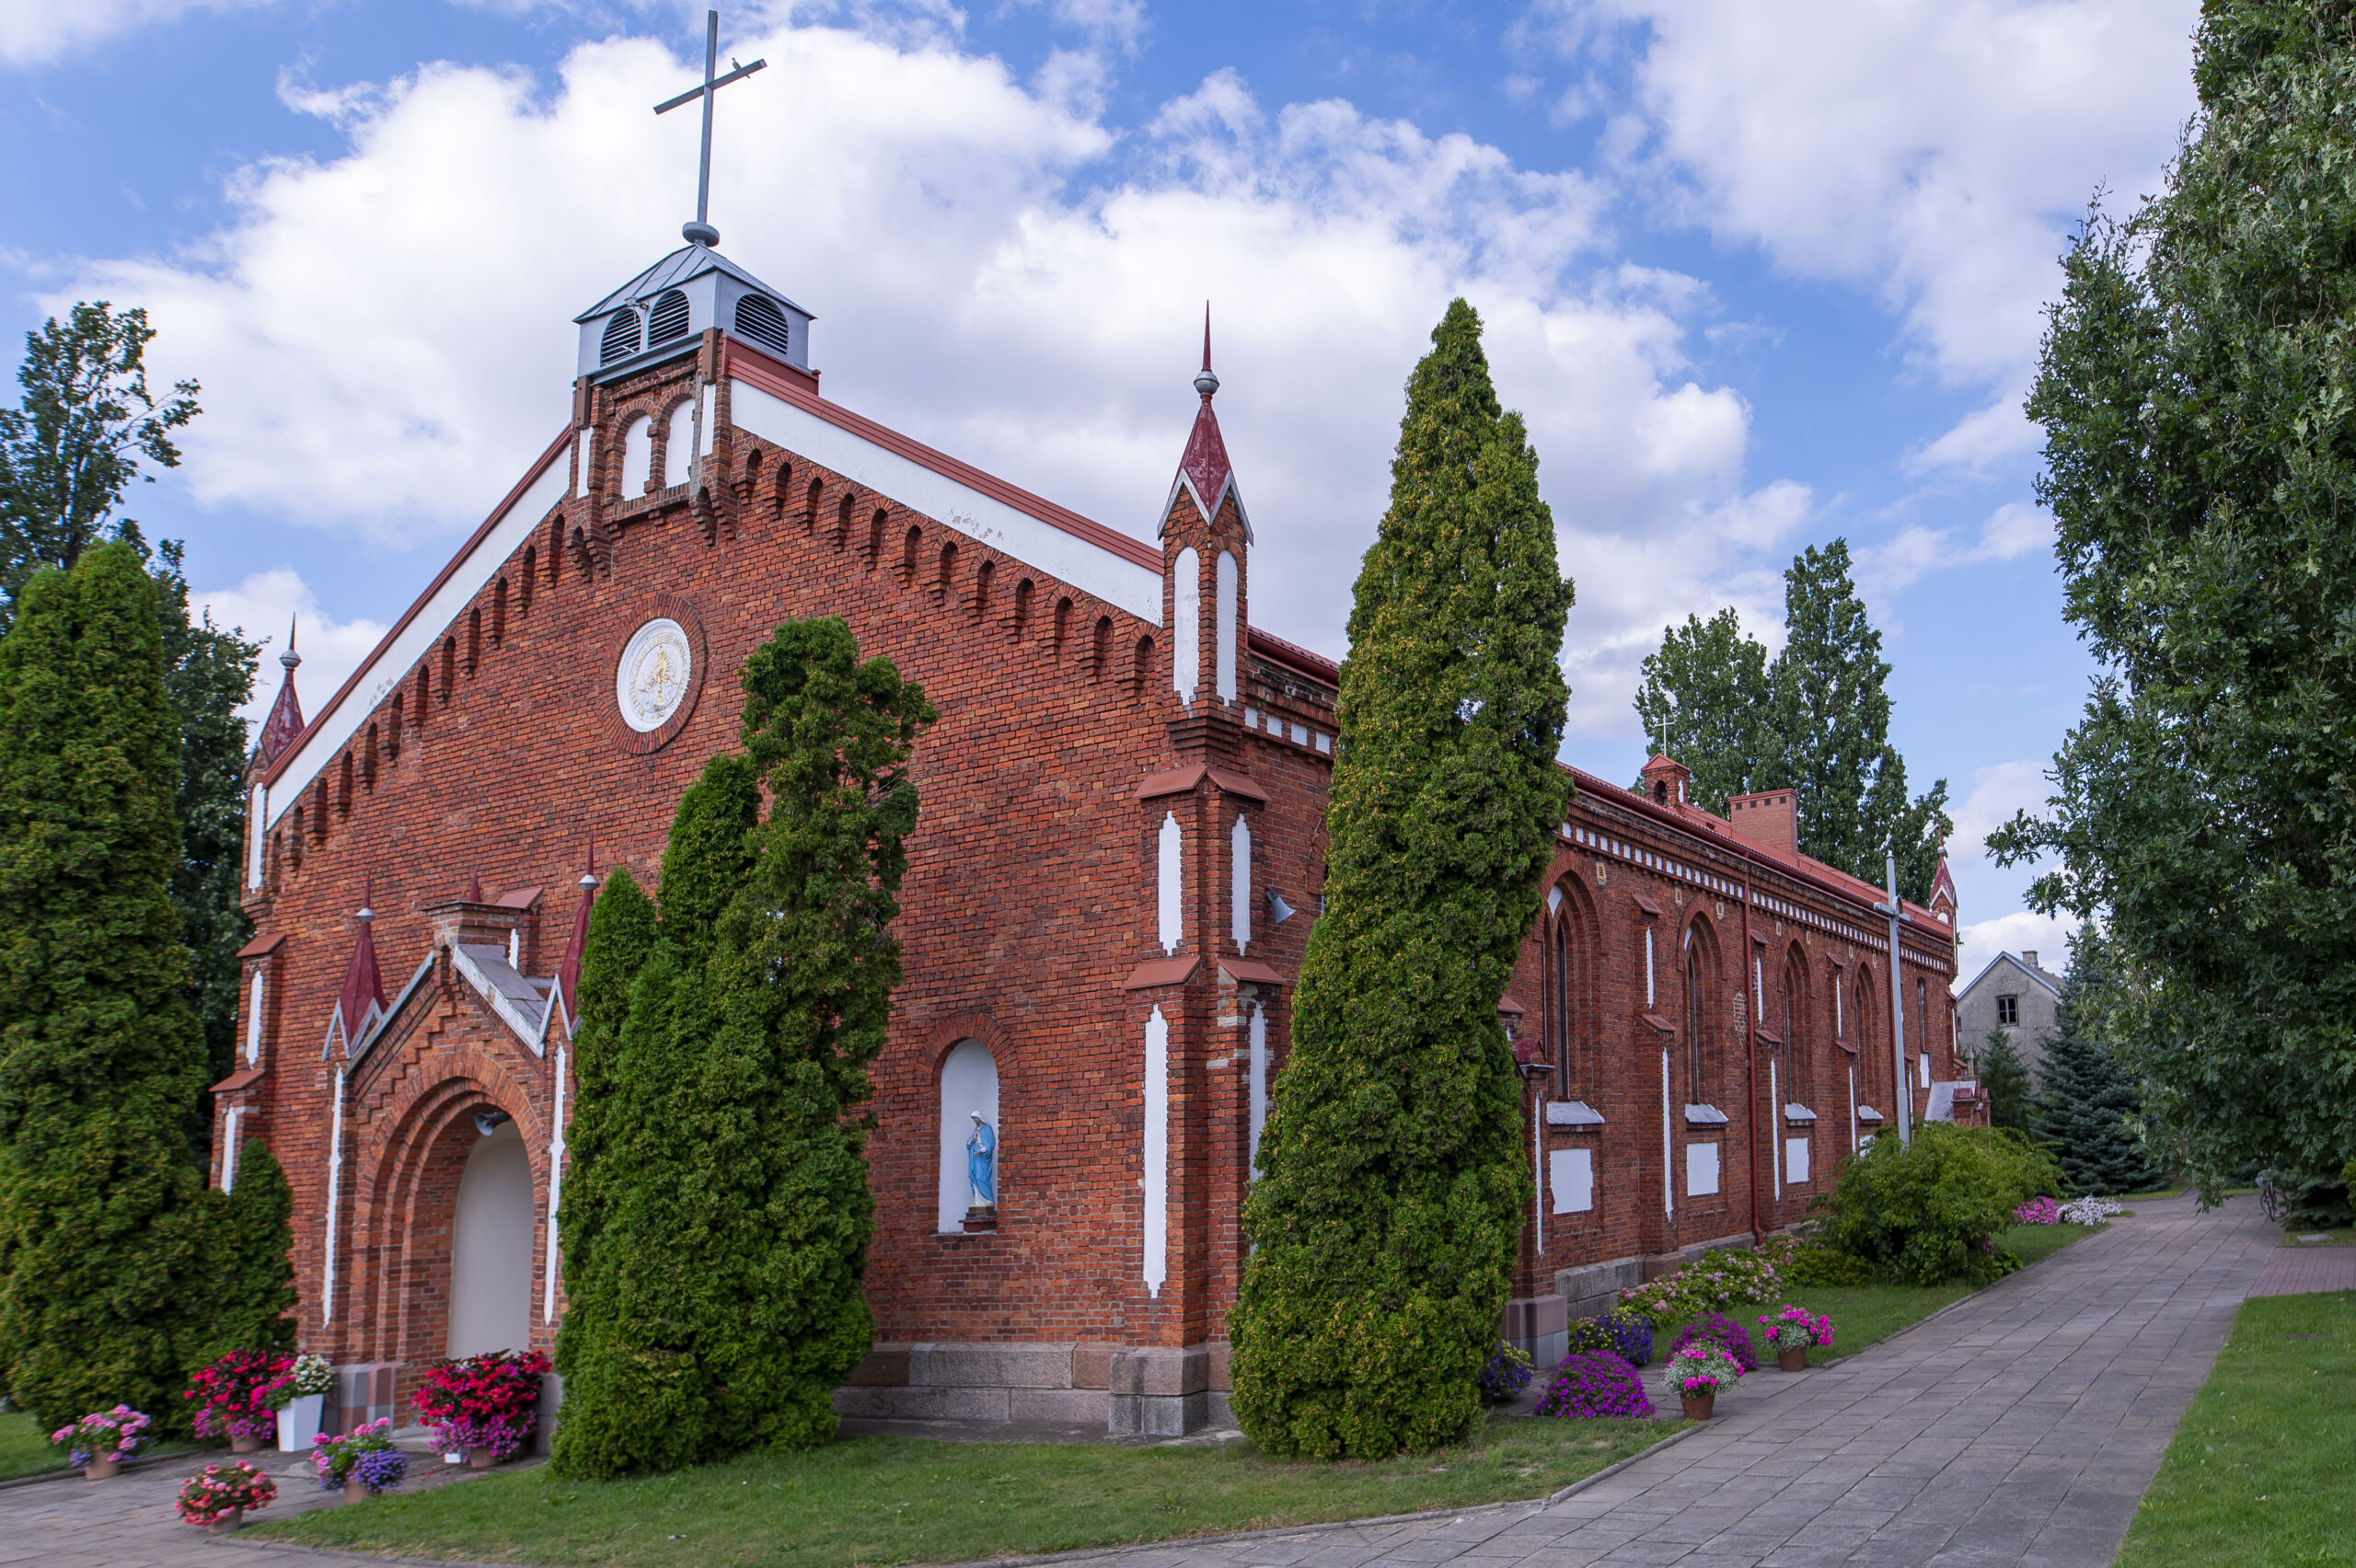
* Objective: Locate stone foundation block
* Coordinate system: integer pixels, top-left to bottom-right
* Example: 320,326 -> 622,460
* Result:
912,1342 -> 1075,1389
1009,1388 -> 1111,1425
833,1385 -> 1011,1422
1556,1257 -> 1644,1321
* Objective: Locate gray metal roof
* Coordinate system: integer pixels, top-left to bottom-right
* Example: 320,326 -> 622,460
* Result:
573,244 -> 814,324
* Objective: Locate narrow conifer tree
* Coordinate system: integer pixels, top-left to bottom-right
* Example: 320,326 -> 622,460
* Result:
0,541 -> 215,1427
2033,928 -> 2163,1196
1230,300 -> 1575,1458
200,1139 -> 296,1365
554,618 -> 930,1478
1974,1026 -> 2032,1133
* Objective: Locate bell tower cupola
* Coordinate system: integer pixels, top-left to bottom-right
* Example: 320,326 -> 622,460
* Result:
1160,308 -> 1251,719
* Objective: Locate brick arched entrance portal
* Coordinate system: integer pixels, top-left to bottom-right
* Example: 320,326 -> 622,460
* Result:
448,1120 -> 534,1357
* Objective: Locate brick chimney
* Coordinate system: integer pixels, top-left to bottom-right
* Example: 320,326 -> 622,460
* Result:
1727,790 -> 1797,859
2022,951 -> 2038,970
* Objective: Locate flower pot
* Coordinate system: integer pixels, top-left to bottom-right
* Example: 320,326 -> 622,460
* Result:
1777,1347 -> 1808,1373
208,1507 -> 245,1533
278,1393 -> 326,1453
345,1478 -> 369,1504
467,1446 -> 497,1470
84,1456 -> 120,1481
230,1435 -> 261,1454
1680,1391 -> 1716,1420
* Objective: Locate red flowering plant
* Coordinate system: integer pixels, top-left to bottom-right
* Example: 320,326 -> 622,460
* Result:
185,1351 -> 293,1443
176,1460 -> 277,1527
410,1349 -> 550,1462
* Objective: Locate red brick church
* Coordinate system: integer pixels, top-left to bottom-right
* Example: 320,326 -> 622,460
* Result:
218,237 -> 1967,1439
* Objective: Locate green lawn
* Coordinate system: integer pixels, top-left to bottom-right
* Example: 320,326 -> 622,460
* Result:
1717,1223 -> 2103,1366
0,1411 -> 62,1482
257,1414 -> 1671,1568
2113,1291 -> 2356,1568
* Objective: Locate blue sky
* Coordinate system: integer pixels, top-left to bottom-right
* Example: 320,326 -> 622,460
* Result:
0,0 -> 2207,969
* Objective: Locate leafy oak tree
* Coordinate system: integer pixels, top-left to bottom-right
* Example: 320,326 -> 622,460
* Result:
1230,299 -> 1575,1459
1992,0 -> 2356,1198
555,617 -> 933,1478
1634,543 -> 1950,901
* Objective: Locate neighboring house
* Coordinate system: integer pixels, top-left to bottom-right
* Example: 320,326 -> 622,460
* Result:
1954,950 -> 2066,1083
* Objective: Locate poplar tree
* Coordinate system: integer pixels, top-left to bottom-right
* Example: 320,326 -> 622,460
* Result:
1631,607 -> 1773,807
1993,0 -> 2356,1194
1230,300 -> 1574,1459
0,542 -> 215,1427
555,617 -> 930,1479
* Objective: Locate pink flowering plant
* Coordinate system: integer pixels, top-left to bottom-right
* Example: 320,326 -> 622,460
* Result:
1662,1343 -> 1744,1400
2014,1195 -> 2061,1225
51,1405 -> 150,1467
176,1460 -> 277,1527
1759,1305 -> 1834,1352
410,1349 -> 550,1461
186,1350 -> 293,1442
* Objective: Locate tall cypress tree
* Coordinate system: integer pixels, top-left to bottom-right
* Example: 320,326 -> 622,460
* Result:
200,1139 -> 296,1366
554,617 -> 930,1479
2033,928 -> 2163,1196
0,541 -> 215,1428
1230,300 -> 1575,1459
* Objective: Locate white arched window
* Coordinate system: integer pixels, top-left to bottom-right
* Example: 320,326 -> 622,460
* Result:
619,414 -> 653,496
661,398 -> 698,488
937,1039 -> 1000,1233
1215,550 -> 1239,703
1158,811 -> 1183,954
1230,813 -> 1252,951
245,969 -> 267,1066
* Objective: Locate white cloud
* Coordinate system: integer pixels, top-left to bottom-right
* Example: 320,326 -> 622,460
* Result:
1852,501 -> 2052,612
58,17 -> 1808,742
1957,908 -> 2077,981
1948,757 -> 2048,860
0,0 -> 273,66
1535,0 -> 2200,467
196,569 -> 390,729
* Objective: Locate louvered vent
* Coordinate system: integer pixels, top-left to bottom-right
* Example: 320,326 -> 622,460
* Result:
647,288 -> 692,346
599,309 -> 642,365
733,294 -> 793,359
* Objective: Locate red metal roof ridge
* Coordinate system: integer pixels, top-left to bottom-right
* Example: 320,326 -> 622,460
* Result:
724,341 -> 1163,575
263,428 -> 573,790
1563,764 -> 1951,942
1246,626 -> 1339,684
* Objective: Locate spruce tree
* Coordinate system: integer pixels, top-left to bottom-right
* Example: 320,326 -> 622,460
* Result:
0,541 -> 215,1428
2032,929 -> 2162,1196
1230,300 -> 1574,1459
1975,1025 -> 2033,1133
554,618 -> 930,1478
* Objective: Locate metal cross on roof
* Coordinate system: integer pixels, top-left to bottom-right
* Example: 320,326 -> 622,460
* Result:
653,8 -> 767,249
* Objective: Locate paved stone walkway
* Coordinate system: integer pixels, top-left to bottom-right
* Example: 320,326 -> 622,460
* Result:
1046,1193 -> 2280,1568
2248,1242 -> 2356,1297
0,1194 -> 2291,1568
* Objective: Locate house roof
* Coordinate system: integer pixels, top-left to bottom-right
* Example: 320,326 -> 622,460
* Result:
1957,951 -> 2064,1002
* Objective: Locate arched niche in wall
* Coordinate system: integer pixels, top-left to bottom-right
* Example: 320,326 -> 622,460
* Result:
936,1039 -> 1000,1234
447,1119 -> 533,1357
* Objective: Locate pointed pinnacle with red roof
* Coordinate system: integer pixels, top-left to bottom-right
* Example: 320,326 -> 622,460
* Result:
255,616 -> 306,768
1161,303 -> 1249,541
554,836 -> 600,1034
329,878 -> 388,1054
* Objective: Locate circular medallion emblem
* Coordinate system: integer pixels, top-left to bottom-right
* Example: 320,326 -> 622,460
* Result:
617,618 -> 693,733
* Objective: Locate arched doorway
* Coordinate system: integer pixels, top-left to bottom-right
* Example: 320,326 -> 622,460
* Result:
447,1119 -> 533,1357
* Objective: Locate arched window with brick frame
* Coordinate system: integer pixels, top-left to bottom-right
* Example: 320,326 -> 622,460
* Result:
1542,877 -> 1596,1098
1781,946 -> 1811,1111
1681,917 -> 1717,1104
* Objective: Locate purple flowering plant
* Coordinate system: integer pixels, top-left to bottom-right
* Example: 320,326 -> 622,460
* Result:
312,1418 -> 400,1489
1475,1343 -> 1533,1401
1669,1312 -> 1759,1373
1533,1353 -> 1652,1419
352,1447 -> 409,1494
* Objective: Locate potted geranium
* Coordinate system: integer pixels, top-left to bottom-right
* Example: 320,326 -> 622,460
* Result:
1661,1342 -> 1744,1419
51,1405 -> 151,1479
177,1460 -> 278,1531
261,1353 -> 336,1452
312,1418 -> 408,1501
1759,1305 -> 1834,1372
410,1348 -> 551,1467
186,1350 -> 293,1451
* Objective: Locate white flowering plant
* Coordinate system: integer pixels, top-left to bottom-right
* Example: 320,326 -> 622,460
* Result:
2059,1196 -> 2122,1225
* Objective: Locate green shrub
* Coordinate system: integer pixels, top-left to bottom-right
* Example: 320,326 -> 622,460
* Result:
1772,1239 -> 1874,1288
1618,1245 -> 1783,1326
1814,1124 -> 2057,1286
